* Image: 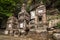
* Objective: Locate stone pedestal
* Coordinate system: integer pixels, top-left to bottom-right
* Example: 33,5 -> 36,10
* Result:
36,27 -> 47,33
13,30 -> 19,37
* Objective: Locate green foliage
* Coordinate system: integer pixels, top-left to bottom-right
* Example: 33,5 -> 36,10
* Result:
0,0 -> 17,16
56,22 -> 60,28
54,0 -> 60,10
0,0 -> 20,26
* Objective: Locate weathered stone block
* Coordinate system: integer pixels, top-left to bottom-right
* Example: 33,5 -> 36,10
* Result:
4,30 -> 8,35
53,33 -> 60,40
36,27 -> 47,33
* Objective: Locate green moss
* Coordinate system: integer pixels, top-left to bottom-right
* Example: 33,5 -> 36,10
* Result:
56,22 -> 60,28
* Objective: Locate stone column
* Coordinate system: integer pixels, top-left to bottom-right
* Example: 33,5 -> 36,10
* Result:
35,15 -> 38,29
41,4 -> 47,27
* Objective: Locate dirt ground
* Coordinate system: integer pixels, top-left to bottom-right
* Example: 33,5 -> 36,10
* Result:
0,32 -> 54,40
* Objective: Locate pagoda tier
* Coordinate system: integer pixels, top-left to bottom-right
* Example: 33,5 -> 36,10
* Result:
18,12 -> 30,22
7,16 -> 18,30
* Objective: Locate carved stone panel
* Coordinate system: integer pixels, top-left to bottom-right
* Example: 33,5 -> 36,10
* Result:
30,11 -> 35,19
19,23 -> 24,28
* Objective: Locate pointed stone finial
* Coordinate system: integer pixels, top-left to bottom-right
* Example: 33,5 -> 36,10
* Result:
40,1 -> 43,5
22,3 -> 25,7
21,3 -> 26,12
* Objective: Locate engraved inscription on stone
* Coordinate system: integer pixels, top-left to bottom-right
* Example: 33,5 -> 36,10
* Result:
8,24 -> 12,28
31,11 -> 35,19
38,10 -> 43,13
20,23 -> 24,28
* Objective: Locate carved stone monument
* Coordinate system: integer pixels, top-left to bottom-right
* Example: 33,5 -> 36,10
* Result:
29,2 -> 47,33
18,3 -> 30,35
35,1 -> 47,33
5,15 -> 19,36
4,2 -> 48,37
